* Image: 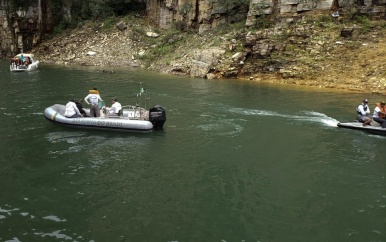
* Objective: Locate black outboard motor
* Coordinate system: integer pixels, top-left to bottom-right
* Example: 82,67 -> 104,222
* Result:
149,105 -> 166,130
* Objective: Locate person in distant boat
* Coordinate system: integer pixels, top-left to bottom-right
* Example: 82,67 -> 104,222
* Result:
64,99 -> 82,118
75,98 -> 87,117
10,58 -> 18,68
372,101 -> 386,128
108,98 -> 122,117
19,55 -> 25,64
357,99 -> 372,126
84,88 -> 103,117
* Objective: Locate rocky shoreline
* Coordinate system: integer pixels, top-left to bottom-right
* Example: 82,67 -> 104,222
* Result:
31,17 -> 386,94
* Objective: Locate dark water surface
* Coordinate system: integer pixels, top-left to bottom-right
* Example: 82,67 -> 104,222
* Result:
0,60 -> 385,242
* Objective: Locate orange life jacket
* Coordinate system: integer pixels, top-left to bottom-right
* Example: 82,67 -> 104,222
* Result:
375,103 -> 386,118
88,89 -> 100,95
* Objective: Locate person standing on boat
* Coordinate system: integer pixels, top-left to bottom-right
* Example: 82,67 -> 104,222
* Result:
64,99 -> 82,118
84,88 -> 103,117
108,98 -> 122,117
357,99 -> 372,126
19,54 -> 24,64
372,101 -> 386,128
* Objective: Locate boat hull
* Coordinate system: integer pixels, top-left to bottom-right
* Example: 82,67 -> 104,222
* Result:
337,121 -> 386,136
44,104 -> 154,133
10,61 -> 39,72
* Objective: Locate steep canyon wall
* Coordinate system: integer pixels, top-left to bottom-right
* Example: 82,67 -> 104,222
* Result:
0,0 -> 55,58
0,0 -> 385,58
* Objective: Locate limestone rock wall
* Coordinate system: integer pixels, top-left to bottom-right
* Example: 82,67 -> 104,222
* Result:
146,0 -> 249,33
0,0 -> 13,57
1,0 -> 385,59
0,0 -> 54,58
246,0 -> 385,26
146,0 -> 386,31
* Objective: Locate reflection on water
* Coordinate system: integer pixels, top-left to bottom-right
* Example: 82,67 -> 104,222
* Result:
0,204 -> 81,241
43,215 -> 67,222
0,60 -> 386,241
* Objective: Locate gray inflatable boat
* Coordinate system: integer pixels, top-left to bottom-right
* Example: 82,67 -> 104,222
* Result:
44,104 -> 166,133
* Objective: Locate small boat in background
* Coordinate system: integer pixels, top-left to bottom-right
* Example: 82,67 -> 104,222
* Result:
10,53 -> 39,72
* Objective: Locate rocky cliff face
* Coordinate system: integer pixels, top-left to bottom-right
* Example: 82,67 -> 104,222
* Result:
2,0 -> 386,94
1,0 -> 385,58
146,0 -> 249,33
147,0 -> 385,30
0,0 -> 13,57
0,0 -> 55,58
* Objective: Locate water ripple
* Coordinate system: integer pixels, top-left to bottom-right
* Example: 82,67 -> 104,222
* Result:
43,215 -> 67,222
196,118 -> 244,136
34,230 -> 73,240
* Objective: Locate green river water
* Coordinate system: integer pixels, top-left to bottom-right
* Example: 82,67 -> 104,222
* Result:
0,60 -> 385,242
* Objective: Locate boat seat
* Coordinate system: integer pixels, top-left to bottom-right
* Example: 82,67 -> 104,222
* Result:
107,108 -> 123,118
118,108 -> 123,116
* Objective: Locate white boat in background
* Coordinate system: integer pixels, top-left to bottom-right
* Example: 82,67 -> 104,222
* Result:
10,53 -> 39,72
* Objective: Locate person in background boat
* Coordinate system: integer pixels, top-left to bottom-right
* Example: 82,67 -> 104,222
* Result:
10,58 -> 16,68
84,88 -> 103,117
10,57 -> 18,66
75,98 -> 87,117
19,55 -> 25,65
108,98 -> 122,117
356,99 -> 372,126
64,99 -> 82,118
372,101 -> 386,128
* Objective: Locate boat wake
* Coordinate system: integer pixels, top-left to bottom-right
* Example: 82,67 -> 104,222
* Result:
228,108 -> 339,127
297,111 -> 340,127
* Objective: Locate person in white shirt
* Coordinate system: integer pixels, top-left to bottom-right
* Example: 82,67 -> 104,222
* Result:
356,99 -> 372,126
372,101 -> 386,128
84,88 -> 103,117
108,98 -> 122,117
64,99 -> 81,118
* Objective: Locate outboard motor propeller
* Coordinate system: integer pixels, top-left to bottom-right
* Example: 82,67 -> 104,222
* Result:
149,105 -> 166,130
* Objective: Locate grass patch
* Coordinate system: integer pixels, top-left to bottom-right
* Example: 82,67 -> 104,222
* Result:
102,16 -> 119,31
353,15 -> 371,32
216,20 -> 247,36
137,28 -> 190,65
